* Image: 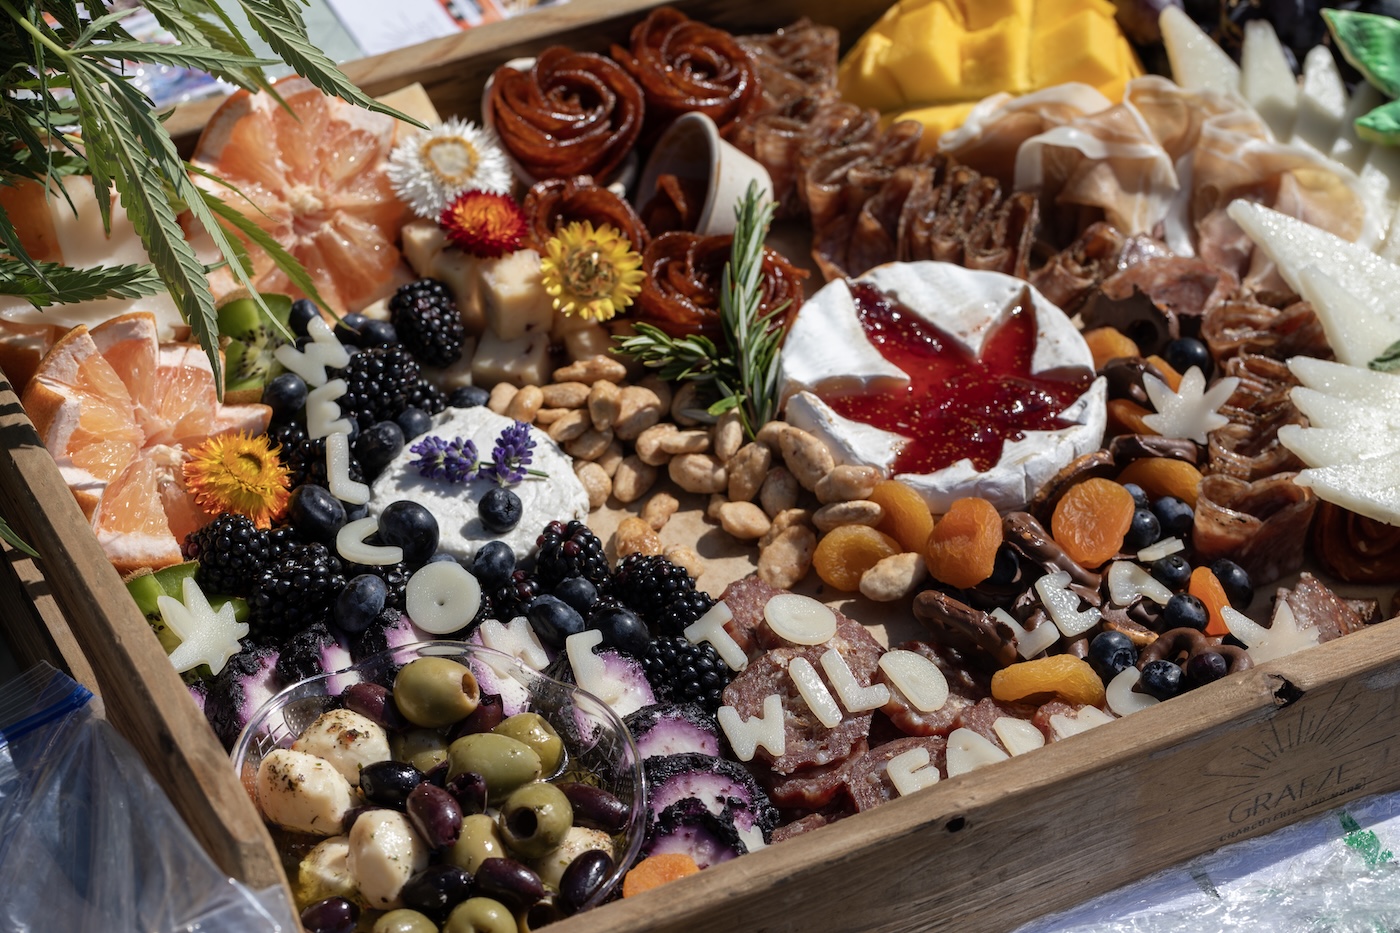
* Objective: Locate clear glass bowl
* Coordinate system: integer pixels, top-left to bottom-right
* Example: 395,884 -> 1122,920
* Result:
231,640 -> 647,910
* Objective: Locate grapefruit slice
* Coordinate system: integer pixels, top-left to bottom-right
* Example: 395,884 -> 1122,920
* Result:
189,77 -> 412,314
22,311 -> 272,574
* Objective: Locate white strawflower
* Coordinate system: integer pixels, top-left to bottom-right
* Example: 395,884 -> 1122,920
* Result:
387,117 -> 512,218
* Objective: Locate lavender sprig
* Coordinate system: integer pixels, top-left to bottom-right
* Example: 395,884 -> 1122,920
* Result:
485,420 -> 545,486
411,435 -> 481,483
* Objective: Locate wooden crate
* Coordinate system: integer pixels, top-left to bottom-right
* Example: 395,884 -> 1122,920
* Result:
6,1 -> 1400,930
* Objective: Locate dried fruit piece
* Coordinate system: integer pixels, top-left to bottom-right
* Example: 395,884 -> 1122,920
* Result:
1083,328 -> 1140,371
1106,399 -> 1156,437
1145,355 -> 1183,391
622,852 -> 700,897
1116,458 -> 1204,508
991,655 -> 1106,707
869,479 -> 934,553
812,525 -> 901,592
925,497 -> 1002,589
1051,478 -> 1135,568
1189,566 -> 1231,637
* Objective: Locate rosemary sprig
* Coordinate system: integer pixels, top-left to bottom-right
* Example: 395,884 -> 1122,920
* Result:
613,182 -> 787,437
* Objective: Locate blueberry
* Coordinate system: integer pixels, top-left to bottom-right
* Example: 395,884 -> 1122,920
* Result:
471,541 -> 515,588
359,319 -> 398,348
345,501 -> 369,522
986,544 -> 1020,587
448,385 -> 490,409
479,487 -> 523,533
289,298 -> 322,338
1185,650 -> 1229,688
1122,508 -> 1161,551
554,576 -> 598,614
1139,660 -> 1183,700
396,407 -> 433,440
262,372 -> 308,418
1163,593 -> 1208,631
428,552 -> 459,564
379,500 -> 439,565
1121,482 -> 1150,510
1087,630 -> 1138,680
1163,337 -> 1212,380
1149,553 -> 1192,590
1209,558 -> 1253,610
336,574 -> 387,633
526,595 -> 586,648
1150,496 -> 1194,538
591,605 -> 650,655
335,313 -> 371,347
354,421 -> 405,477
287,484 -> 346,545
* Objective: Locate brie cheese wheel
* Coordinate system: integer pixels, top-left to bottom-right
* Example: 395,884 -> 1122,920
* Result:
368,407 -> 589,561
779,262 -> 1107,513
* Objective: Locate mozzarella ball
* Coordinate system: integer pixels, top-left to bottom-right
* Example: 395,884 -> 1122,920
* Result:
349,809 -> 430,909
256,748 -> 355,836
292,708 -> 392,785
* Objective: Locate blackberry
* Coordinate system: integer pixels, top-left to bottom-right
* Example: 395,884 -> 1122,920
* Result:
641,637 -> 732,713
248,542 -> 345,638
492,570 -> 542,621
342,560 -> 411,612
182,513 -> 267,598
535,521 -> 610,589
657,589 -> 717,638
389,279 -> 465,368
610,554 -> 704,632
335,346 -> 446,431
269,422 -> 365,489
263,525 -> 305,565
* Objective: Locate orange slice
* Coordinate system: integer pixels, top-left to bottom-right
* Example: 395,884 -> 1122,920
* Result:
189,76 -> 412,313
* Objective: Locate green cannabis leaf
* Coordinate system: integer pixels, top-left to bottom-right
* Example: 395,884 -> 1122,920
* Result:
0,0 -> 425,397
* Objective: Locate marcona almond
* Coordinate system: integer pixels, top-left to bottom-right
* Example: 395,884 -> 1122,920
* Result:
860,552 -> 928,602
727,443 -> 772,503
635,423 -> 679,466
553,355 -> 627,385
759,508 -> 813,549
487,383 -> 518,415
813,500 -> 884,533
670,382 -> 705,427
541,382 -> 590,408
534,407 -> 569,426
664,545 -> 705,581
612,456 -> 657,503
669,453 -> 727,495
713,411 -> 743,462
780,427 -> 836,491
505,385 -> 544,423
547,409 -> 591,443
758,525 -> 816,590
614,517 -> 663,558
759,466 -> 799,518
614,386 -> 663,441
815,465 -> 883,504
596,441 -> 625,477
587,380 -> 622,432
574,461 -> 612,510
660,430 -> 711,455
754,420 -> 789,453
719,501 -> 771,540
642,492 -> 680,531
640,375 -> 672,416
565,427 -> 613,462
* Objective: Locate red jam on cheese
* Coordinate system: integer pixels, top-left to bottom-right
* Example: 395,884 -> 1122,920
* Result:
823,282 -> 1094,474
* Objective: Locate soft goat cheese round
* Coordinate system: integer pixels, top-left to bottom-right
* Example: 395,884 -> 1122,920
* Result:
368,407 -> 589,561
779,261 -> 1107,513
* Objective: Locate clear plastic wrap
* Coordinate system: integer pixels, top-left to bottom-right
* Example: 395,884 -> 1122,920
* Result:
0,663 -> 298,933
1018,788 -> 1400,932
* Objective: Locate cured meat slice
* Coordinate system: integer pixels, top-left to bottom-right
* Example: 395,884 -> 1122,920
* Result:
1201,299 -> 1333,363
1098,257 -> 1237,338
1312,502 -> 1400,584
770,806 -> 849,844
879,641 -> 990,738
718,575 -> 884,675
1192,473 -> 1318,586
760,737 -> 866,809
847,736 -> 948,812
521,175 -> 650,253
1274,573 -> 1369,643
956,697 -> 1037,754
1028,222 -> 1125,314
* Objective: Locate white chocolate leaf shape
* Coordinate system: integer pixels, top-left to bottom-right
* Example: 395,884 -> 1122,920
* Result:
160,576 -> 248,675
1142,366 -> 1239,444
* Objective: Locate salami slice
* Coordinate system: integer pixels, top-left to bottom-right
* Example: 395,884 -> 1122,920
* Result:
879,641 -> 990,738
956,698 -> 1037,754
846,736 -> 948,812
760,737 -> 866,809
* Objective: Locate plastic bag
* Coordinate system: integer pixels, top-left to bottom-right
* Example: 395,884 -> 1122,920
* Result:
0,662 -> 299,933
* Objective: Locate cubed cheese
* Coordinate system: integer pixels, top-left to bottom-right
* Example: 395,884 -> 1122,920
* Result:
400,219 -> 447,276
472,327 -> 552,387
480,249 -> 554,341
422,339 -> 477,390
428,248 -> 486,336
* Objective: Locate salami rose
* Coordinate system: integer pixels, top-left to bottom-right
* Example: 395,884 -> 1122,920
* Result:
612,7 -> 762,142
522,175 -> 650,254
487,47 -> 644,183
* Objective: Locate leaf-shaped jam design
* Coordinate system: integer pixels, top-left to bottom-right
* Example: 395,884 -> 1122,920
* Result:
825,283 -> 1093,474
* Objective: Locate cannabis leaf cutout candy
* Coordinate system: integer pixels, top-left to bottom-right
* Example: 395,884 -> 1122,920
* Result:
1222,602 -> 1320,665
1325,10 -> 1400,145
1142,367 -> 1239,445
159,576 -> 249,676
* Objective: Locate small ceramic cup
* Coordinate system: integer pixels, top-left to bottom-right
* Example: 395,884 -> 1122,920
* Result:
636,111 -> 774,236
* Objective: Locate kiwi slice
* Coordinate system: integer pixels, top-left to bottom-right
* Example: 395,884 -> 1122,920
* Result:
126,562 -> 249,657
218,293 -> 293,398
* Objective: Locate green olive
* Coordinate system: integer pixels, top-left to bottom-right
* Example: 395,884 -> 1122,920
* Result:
498,781 -> 574,859
373,909 -> 439,933
448,733 -> 542,798
393,657 -> 481,728
491,713 -> 564,775
447,813 -> 505,874
391,728 -> 449,774
443,896 -> 516,933
516,898 -> 567,932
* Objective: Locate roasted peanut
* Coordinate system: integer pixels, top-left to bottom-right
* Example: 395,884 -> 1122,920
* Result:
488,382 -> 518,415
553,355 -> 627,385
815,465 -> 883,504
727,443 -> 772,503
758,525 -> 817,590
587,380 -> 622,433
780,427 -> 836,491
719,502 -> 771,540
641,492 -> 680,531
860,552 -> 928,602
614,386 -> 663,441
813,500 -> 884,533
713,411 -> 744,462
759,467 -> 800,518
635,423 -> 678,466
574,461 -> 612,510
541,382 -> 590,408
565,427 -> 613,461
669,453 -> 727,495
614,517 -> 663,558
547,409 -> 591,443
612,456 -> 657,504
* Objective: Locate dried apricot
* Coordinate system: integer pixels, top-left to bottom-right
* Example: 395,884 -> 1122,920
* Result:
1083,327 -> 1140,371
991,655 -> 1106,707
870,479 -> 934,553
1144,355 -> 1183,391
1106,399 -> 1156,437
925,497 -> 1002,589
1115,458 -> 1203,508
1189,565 -> 1231,637
1050,477 -> 1135,568
813,525 -> 901,592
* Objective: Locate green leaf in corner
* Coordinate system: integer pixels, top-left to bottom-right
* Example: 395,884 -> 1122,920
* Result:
0,259 -> 163,306
0,516 -> 38,559
1356,97 -> 1400,146
1368,339 -> 1400,373
1325,10 -> 1400,100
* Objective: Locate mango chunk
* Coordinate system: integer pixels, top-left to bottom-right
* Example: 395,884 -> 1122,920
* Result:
959,0 -> 1030,32
960,16 -> 1032,99
1032,9 -> 1124,90
885,3 -> 963,104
